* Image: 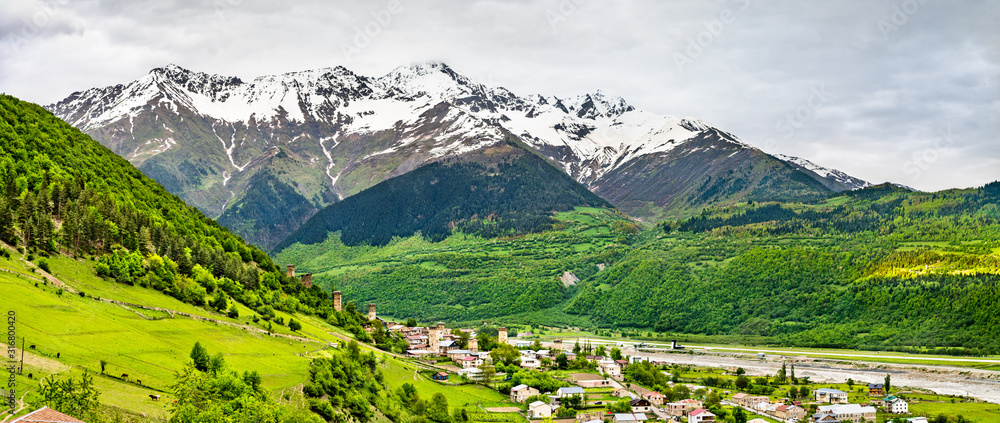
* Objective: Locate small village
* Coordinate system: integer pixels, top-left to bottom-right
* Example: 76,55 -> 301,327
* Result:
357,305 -> 938,423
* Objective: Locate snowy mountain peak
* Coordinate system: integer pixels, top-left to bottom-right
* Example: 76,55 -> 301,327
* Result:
775,154 -> 872,192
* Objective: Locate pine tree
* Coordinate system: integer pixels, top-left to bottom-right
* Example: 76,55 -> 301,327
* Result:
190,342 -> 210,372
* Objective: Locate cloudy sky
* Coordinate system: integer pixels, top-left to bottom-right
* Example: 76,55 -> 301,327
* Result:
1,0 -> 997,191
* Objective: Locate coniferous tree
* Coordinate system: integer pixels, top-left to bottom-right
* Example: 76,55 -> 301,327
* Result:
190,342 -> 210,372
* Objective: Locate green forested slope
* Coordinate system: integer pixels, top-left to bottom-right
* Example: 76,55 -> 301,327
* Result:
274,143 -> 611,250
0,94 -> 496,423
568,184 -> 1000,354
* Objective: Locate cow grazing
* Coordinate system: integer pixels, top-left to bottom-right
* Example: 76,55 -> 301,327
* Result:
135,379 -> 142,385
149,394 -> 161,401
28,344 -> 36,349
121,373 -> 129,380
27,373 -> 32,379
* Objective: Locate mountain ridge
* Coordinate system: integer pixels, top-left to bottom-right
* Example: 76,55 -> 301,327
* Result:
47,62 -> 867,247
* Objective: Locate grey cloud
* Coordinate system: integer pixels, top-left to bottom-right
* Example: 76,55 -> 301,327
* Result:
0,0 -> 997,191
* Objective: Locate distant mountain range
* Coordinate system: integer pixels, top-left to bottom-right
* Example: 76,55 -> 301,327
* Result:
48,63 -> 870,249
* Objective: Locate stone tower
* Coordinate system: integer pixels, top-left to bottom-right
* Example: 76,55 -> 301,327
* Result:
553,339 -> 563,352
301,274 -> 313,288
468,337 -> 478,353
286,265 -> 295,278
498,327 -> 508,345
333,291 -> 342,312
368,304 -> 377,321
429,325 -> 441,354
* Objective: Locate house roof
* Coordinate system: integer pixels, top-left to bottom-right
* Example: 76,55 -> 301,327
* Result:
461,356 -> 479,361
613,413 -> 648,421
511,384 -> 531,392
440,340 -> 457,347
630,398 -> 650,406
817,388 -> 846,394
733,393 -> 748,399
558,387 -> 586,394
528,401 -> 548,409
819,404 -> 877,414
12,407 -> 85,423
434,372 -> 449,376
690,409 -> 715,417
869,383 -> 884,389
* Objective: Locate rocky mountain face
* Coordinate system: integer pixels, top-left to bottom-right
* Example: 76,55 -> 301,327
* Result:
48,62 -> 867,247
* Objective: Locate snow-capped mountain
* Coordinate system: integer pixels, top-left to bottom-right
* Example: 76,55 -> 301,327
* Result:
775,154 -> 872,192
47,62 -> 849,247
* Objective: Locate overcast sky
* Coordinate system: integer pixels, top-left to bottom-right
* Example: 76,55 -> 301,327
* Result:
1,0 -> 997,191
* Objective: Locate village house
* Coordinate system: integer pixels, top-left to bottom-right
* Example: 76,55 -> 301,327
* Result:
510,384 -> 540,403
884,396 -> 909,414
629,398 -> 652,413
460,355 -> 483,368
868,383 -> 885,397
815,388 -> 849,404
515,340 -> 533,348
12,407 -> 87,423
432,372 -> 449,381
439,340 -> 458,354
811,413 -> 841,423
406,334 -> 427,346
448,349 -> 472,360
520,358 -> 541,369
689,409 -> 716,423
643,391 -> 666,406
458,367 -> 483,381
577,379 -> 613,388
555,387 -> 587,399
818,404 -> 877,423
599,360 -> 621,376
528,401 -> 552,419
613,413 -> 648,423
776,404 -> 806,421
732,393 -> 769,409
667,399 -> 703,417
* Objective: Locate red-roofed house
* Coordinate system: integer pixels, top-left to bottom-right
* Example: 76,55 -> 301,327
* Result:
688,409 -> 716,423
13,407 -> 86,423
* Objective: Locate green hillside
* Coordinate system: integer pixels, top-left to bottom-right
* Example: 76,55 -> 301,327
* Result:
0,95 -> 505,423
276,207 -> 635,324
278,182 -> 1000,355
274,143 -> 611,250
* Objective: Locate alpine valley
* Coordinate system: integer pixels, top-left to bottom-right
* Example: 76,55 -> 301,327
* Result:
48,63 -> 869,250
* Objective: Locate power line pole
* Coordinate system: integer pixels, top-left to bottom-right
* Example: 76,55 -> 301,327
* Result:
19,337 -> 25,374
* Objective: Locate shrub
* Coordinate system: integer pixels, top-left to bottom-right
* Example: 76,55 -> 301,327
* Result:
37,259 -> 50,273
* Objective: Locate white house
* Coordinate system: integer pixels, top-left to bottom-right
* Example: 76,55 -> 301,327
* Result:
458,367 -> 483,381
510,384 -> 540,403
817,404 -> 877,423
613,413 -> 648,423
884,396 -> 909,414
689,409 -> 716,423
555,387 -> 586,398
528,401 -> 552,419
599,360 -> 621,376
815,388 -> 849,404
520,358 -> 541,369
460,355 -> 483,369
